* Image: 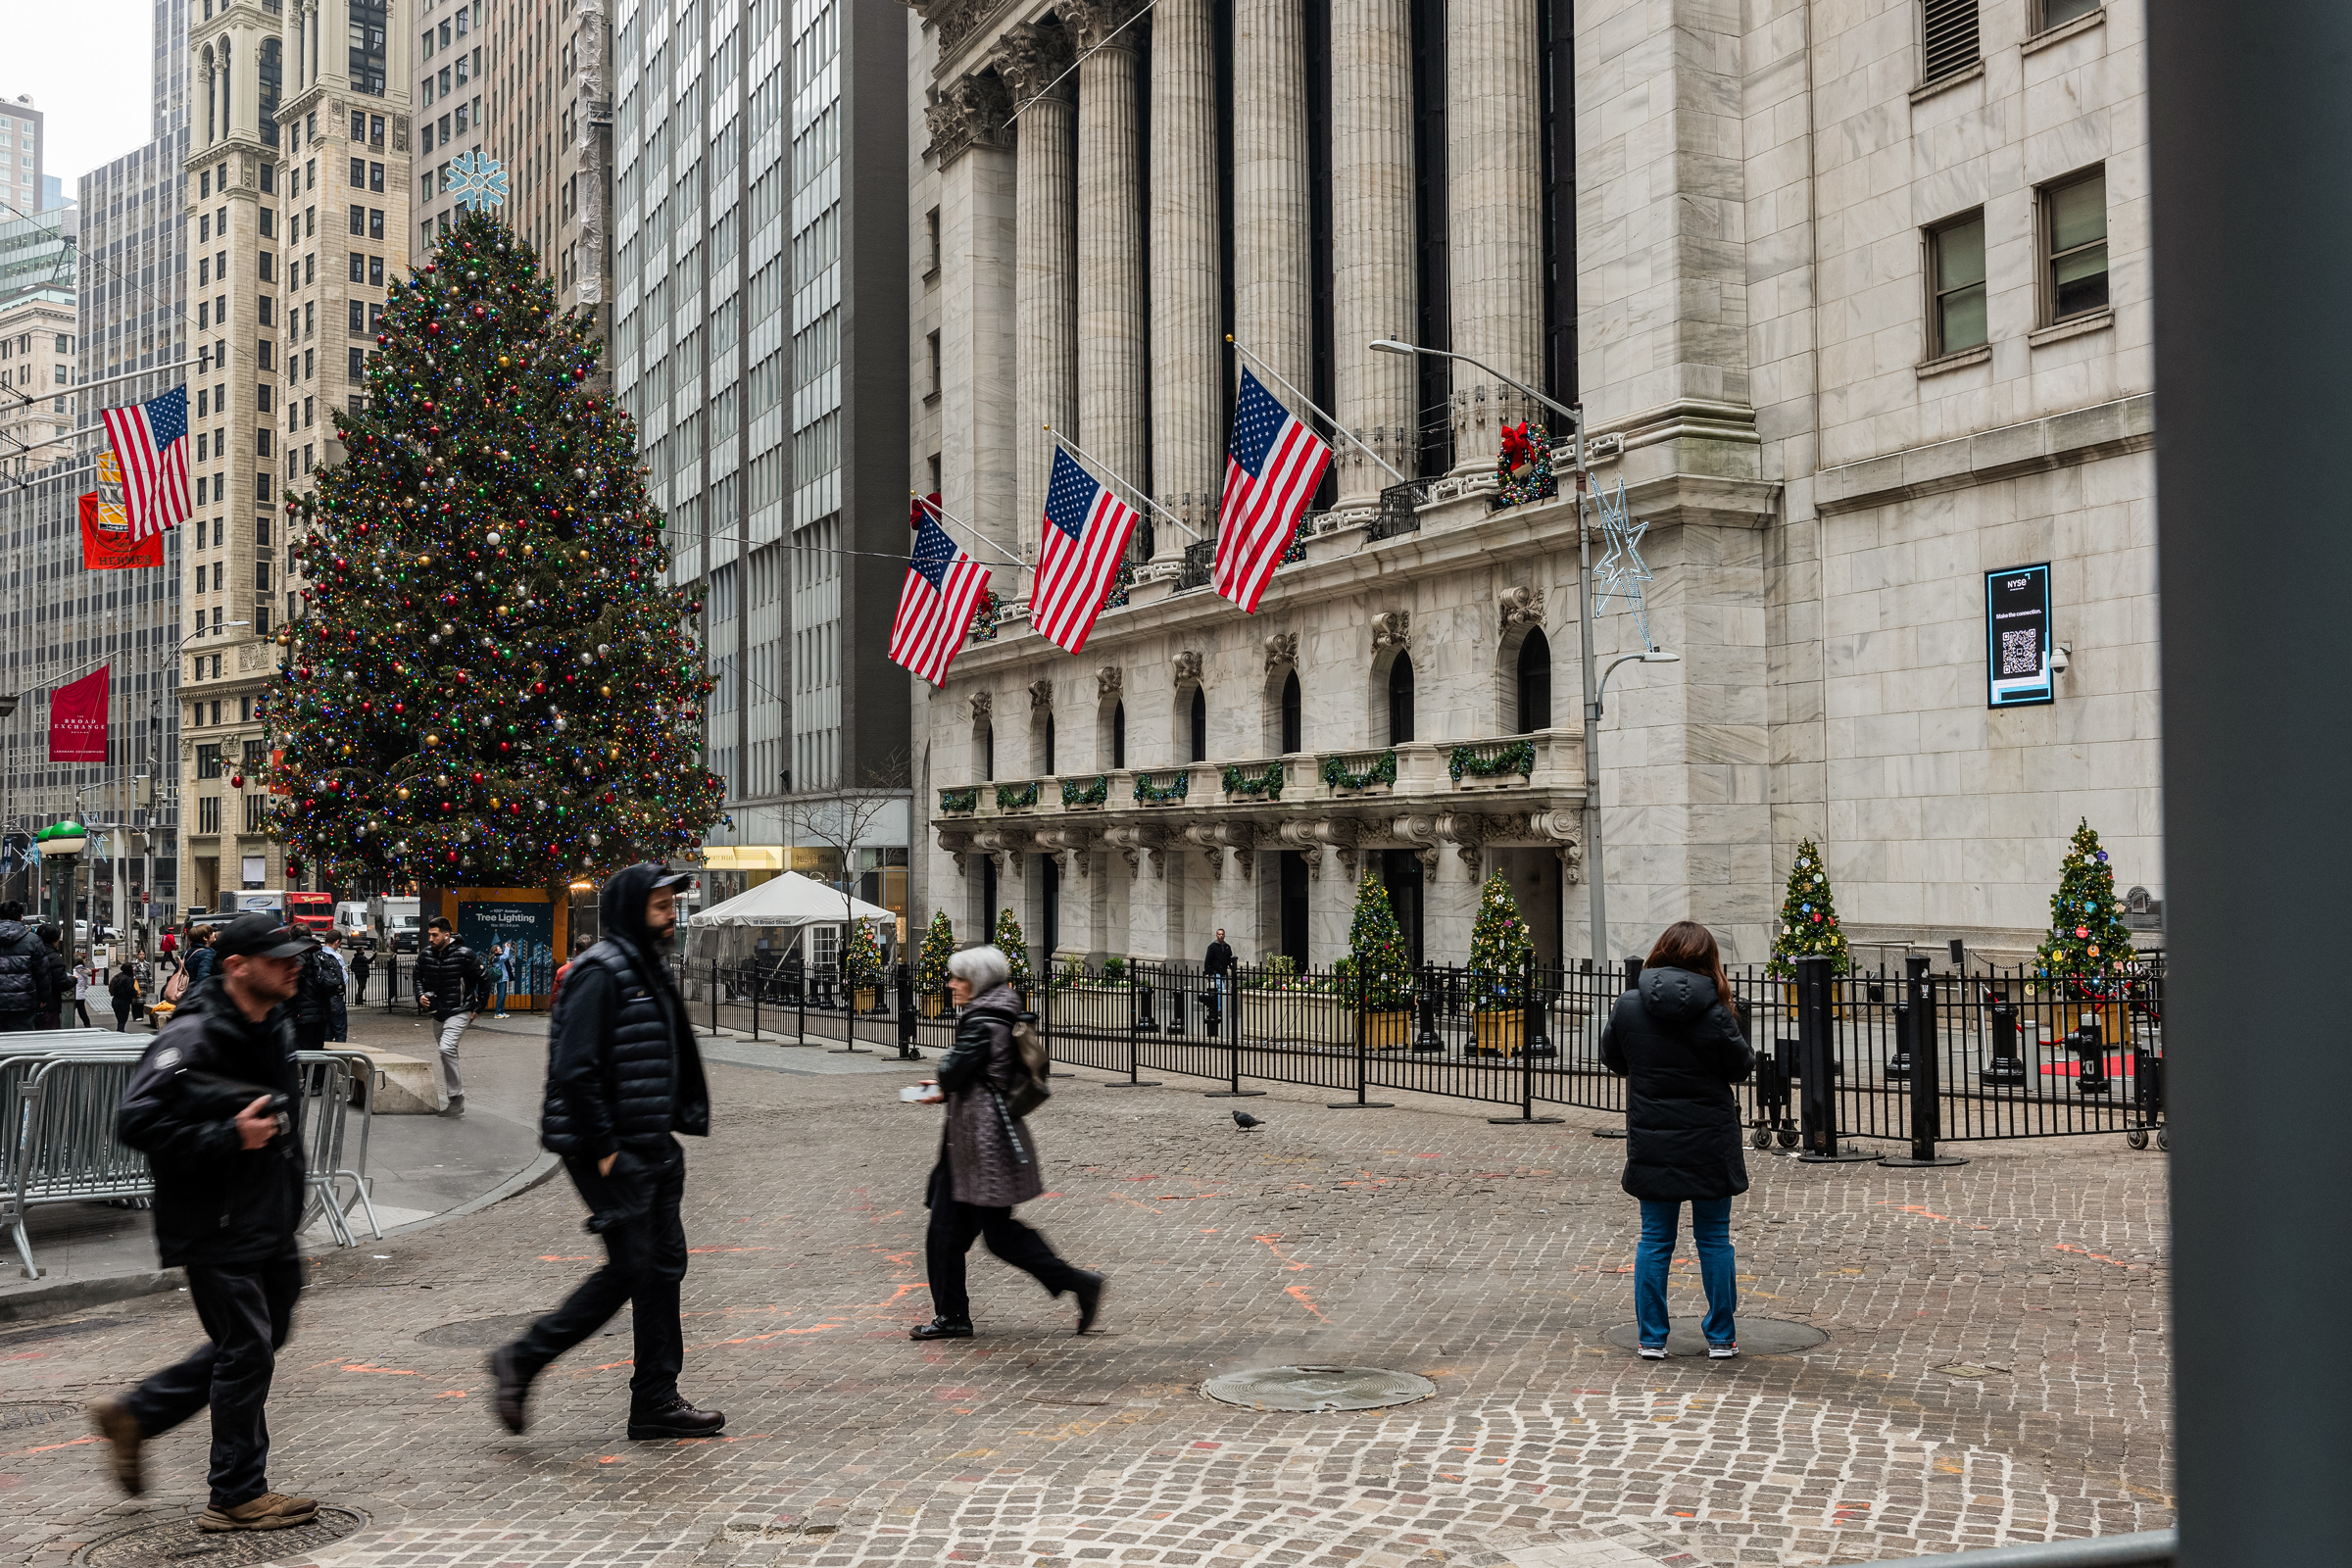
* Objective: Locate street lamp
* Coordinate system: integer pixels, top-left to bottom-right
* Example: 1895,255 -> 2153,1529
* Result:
1369,338 -> 1675,965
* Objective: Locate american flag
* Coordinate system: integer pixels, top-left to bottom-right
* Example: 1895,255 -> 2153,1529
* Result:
1215,368 -> 1331,613
889,515 -> 991,686
1032,448 -> 1139,655
98,386 -> 191,540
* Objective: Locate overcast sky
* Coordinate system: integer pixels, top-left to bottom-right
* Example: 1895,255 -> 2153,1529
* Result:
8,0 -> 164,204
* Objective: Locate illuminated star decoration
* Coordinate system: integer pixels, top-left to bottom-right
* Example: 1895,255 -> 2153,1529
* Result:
1587,476 -> 1656,650
444,151 -> 512,211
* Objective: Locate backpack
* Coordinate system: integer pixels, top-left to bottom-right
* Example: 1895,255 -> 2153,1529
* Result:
162,968 -> 188,1004
1000,1012 -> 1053,1118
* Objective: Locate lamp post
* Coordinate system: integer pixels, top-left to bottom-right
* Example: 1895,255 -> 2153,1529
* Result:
172,621 -> 249,927
1368,340 -> 1678,965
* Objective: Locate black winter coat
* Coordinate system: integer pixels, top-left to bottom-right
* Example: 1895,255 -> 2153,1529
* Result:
115,979 -> 307,1267
539,862 -> 710,1159
0,919 -> 51,1018
413,940 -> 484,1020
291,946 -> 345,1046
930,987 -> 1044,1208
1600,964 -> 1755,1201
41,947 -> 71,1013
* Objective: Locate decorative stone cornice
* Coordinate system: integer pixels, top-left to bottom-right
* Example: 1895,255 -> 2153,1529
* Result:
1372,611 -> 1410,651
1097,665 -> 1124,699
1263,630 -> 1298,670
1063,0 -> 1146,51
1028,677 -> 1054,710
969,691 -> 993,722
925,71 -> 1013,166
1497,585 -> 1544,630
1172,650 -> 1203,686
993,17 -> 1076,102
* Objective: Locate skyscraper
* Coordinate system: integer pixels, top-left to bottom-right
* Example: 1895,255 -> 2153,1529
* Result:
0,96 -> 47,216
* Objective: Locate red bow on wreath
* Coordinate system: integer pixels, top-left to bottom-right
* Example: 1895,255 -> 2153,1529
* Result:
1498,421 -> 1536,475
909,491 -> 942,530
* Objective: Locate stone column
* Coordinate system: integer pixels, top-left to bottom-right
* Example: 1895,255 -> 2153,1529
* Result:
925,74 -> 1019,565
1070,0 -> 1150,494
999,22 -> 1077,578
1148,0 -> 1221,554
1232,0 -> 1311,400
1330,0 -> 1416,511
1446,0 -> 1545,471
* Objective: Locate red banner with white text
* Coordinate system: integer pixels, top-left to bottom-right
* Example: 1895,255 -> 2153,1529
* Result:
48,666 -> 110,762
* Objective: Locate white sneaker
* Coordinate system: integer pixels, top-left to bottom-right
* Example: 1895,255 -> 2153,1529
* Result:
1638,1345 -> 1668,1360
1708,1342 -> 1740,1359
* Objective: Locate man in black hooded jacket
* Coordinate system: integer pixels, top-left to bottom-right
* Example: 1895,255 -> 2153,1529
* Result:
0,901 -> 54,1030
490,863 -> 723,1441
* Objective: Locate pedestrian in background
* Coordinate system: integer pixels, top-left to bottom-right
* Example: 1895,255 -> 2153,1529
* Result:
1202,927 -> 1234,1029
289,940 -> 345,1053
110,962 -> 138,1031
348,946 -> 371,1004
92,912 -> 320,1531
550,933 -> 593,1009
1600,920 -> 1754,1360
186,928 -> 220,989
489,941 -> 513,1018
72,949 -> 94,1027
38,926 -> 71,1029
0,902 -> 50,1032
909,944 -> 1103,1342
492,864 -> 724,1441
412,917 -> 483,1116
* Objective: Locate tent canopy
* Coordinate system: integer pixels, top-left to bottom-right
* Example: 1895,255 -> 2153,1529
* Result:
688,870 -> 895,929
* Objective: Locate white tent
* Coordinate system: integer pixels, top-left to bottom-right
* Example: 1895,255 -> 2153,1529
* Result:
688,870 -> 895,929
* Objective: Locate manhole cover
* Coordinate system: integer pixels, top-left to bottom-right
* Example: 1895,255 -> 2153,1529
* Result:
0,1400 -> 83,1432
415,1313 -> 545,1348
1200,1365 -> 1436,1412
77,1505 -> 367,1567
1602,1318 -> 1829,1357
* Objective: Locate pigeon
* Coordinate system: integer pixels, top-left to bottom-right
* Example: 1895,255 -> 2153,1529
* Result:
1232,1109 -> 1264,1130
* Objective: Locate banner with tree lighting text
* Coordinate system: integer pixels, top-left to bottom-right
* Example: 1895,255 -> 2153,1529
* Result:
80,452 -> 165,569
48,666 -> 110,762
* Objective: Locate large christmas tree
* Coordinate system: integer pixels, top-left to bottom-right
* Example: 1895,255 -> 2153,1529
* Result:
1767,838 -> 1850,977
1467,871 -> 1534,1009
265,212 -> 723,888
2035,819 -> 2134,976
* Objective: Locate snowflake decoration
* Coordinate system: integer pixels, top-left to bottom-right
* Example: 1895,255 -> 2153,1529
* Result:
1587,475 -> 1655,649
445,150 -> 511,211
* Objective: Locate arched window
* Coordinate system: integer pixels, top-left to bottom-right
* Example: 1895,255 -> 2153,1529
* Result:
1388,653 -> 1415,745
1516,629 -> 1552,732
1280,670 -> 1301,753
1043,711 -> 1056,774
979,722 -> 996,781
1111,701 -> 1126,768
1190,685 -> 1208,762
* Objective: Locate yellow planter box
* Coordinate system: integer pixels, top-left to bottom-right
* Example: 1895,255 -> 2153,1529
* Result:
920,993 -> 946,1018
1474,1010 -> 1524,1055
1363,1009 -> 1413,1050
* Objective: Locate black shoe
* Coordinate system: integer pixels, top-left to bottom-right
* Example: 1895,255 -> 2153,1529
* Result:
626,1396 -> 726,1440
489,1344 -> 532,1434
908,1316 -> 975,1341
1069,1271 -> 1107,1335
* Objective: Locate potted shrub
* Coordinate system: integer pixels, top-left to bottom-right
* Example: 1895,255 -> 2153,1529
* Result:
1346,877 -> 1417,1049
1241,954 -> 1353,1046
845,921 -> 885,1012
915,909 -> 955,1017
1467,872 -> 1532,1055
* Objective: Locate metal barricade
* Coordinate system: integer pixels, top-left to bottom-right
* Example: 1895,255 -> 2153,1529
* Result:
1,1039 -> 381,1278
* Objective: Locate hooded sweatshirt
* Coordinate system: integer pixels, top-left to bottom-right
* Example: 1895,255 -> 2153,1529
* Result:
1599,963 -> 1755,1202
0,919 -> 50,1018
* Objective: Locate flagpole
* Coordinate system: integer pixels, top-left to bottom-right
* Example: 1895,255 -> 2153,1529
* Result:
910,492 -> 1028,569
1042,424 -> 1201,541
1226,334 -> 1408,485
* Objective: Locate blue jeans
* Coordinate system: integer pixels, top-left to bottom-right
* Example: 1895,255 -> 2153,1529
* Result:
1636,1197 -> 1738,1348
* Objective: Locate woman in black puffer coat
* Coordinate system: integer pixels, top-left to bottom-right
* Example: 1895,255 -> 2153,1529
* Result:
1601,920 -> 1755,1359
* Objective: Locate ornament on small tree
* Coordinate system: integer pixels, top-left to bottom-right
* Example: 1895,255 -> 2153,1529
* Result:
993,906 -> 1033,989
1467,871 -> 1534,1010
916,909 -> 956,1000
1767,838 -> 1851,977
1494,419 -> 1558,510
2035,818 -> 2135,978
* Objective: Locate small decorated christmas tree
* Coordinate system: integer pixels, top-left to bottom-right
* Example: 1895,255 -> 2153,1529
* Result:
993,906 -> 1033,989
2035,819 -> 2134,977
1767,839 -> 1850,977
1346,876 -> 1416,1010
1467,872 -> 1535,1010
845,921 -> 884,994
916,909 -> 956,999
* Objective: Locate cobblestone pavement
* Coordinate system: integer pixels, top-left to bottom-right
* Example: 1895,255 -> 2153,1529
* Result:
2,1046 -> 2172,1568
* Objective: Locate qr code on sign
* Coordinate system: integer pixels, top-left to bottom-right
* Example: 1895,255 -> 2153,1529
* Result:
2000,629 -> 2039,676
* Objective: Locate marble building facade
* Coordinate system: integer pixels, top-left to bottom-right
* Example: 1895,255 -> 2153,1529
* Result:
904,0 -> 2159,969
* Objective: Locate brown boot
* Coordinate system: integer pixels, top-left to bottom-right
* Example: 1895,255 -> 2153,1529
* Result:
197,1493 -> 319,1532
87,1398 -> 143,1497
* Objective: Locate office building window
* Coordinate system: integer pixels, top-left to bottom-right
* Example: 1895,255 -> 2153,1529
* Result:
1928,211 -> 1986,357
2041,168 -> 2109,322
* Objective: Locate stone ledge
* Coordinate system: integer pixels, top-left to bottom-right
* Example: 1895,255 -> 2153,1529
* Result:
1815,392 -> 2154,515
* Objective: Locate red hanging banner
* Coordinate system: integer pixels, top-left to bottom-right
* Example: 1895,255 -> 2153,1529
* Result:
49,666 -> 110,763
80,453 -> 165,570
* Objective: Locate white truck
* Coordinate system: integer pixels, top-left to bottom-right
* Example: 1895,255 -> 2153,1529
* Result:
368,895 -> 423,954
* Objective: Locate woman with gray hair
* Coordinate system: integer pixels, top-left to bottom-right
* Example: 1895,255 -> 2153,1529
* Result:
908,945 -> 1105,1340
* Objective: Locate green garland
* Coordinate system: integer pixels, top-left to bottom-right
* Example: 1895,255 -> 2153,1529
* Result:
1134,769 -> 1191,804
1321,750 -> 1398,792
1447,739 -> 1536,784
996,780 -> 1041,810
1221,761 -> 1285,799
1061,773 -> 1110,808
938,786 -> 979,815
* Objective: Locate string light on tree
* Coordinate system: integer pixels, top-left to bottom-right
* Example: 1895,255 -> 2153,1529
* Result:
263,209 -> 725,890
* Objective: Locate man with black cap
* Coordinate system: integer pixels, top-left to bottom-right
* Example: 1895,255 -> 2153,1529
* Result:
491,863 -> 723,1440
90,912 -> 319,1532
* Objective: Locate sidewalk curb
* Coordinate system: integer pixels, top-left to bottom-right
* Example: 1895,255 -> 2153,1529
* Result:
0,1151 -> 564,1324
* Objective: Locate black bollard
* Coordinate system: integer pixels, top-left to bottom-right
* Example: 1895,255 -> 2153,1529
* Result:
1981,987 -> 2027,1086
1882,955 -> 1967,1167
1798,954 -> 1876,1162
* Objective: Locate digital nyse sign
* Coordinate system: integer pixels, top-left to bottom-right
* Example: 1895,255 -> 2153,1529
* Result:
1984,564 -> 2054,708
